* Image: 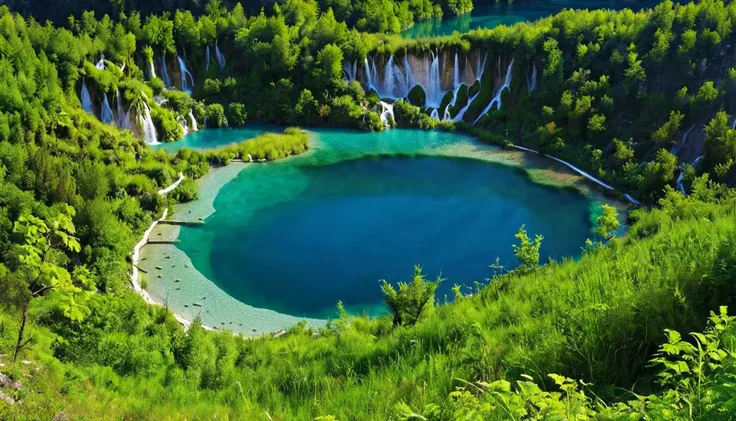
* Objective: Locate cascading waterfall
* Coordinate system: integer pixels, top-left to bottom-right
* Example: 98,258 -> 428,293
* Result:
80,78 -> 93,114
160,56 -> 172,88
177,55 -> 194,93
188,110 -> 198,132
147,57 -> 157,79
115,89 -> 130,129
451,54 -> 488,122
343,60 -> 358,83
379,101 -> 394,126
473,58 -> 515,125
136,96 -> 159,145
424,52 -> 444,108
100,94 -> 114,123
215,44 -> 226,70
95,54 -> 105,70
177,115 -> 189,136
672,124 -> 695,155
528,63 -> 537,92
677,155 -> 704,195
205,45 -> 211,71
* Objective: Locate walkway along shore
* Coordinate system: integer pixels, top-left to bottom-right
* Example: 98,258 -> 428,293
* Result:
509,145 -> 642,206
129,172 -> 205,331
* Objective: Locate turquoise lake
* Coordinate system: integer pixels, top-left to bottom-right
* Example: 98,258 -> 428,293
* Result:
402,0 -> 672,38
171,128 -> 599,320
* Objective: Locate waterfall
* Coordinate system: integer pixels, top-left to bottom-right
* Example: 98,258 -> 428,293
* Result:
138,100 -> 159,145
430,109 -> 439,120
147,57 -> 157,80
672,124 -> 696,155
177,55 -> 194,93
379,101 -> 394,127
80,78 -> 93,114
453,53 -> 460,87
473,58 -> 515,125
95,54 -> 105,70
115,89 -> 130,129
528,63 -> 537,92
424,52 -> 443,108
343,60 -> 358,83
205,45 -> 211,71
247,153 -> 253,162
177,115 -> 189,136
215,44 -> 226,70
188,110 -> 198,132
402,55 -> 415,93
676,168 -> 686,194
101,94 -> 114,123
160,56 -> 172,88
203,116 -> 208,128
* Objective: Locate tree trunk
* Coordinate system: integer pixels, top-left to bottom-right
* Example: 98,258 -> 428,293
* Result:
13,301 -> 29,362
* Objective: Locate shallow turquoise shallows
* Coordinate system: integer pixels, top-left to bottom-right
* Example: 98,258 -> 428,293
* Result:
401,0 -> 673,38
152,123 -> 282,153
175,128 -> 598,320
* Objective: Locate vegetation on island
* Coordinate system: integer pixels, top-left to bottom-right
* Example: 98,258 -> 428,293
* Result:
0,0 -> 735,420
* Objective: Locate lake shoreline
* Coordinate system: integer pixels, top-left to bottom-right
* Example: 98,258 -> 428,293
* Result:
141,128 -> 628,334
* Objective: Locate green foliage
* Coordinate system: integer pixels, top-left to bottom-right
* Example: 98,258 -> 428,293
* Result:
594,204 -> 619,240
512,225 -> 542,273
205,103 -> 227,128
381,265 -> 440,327
226,102 -> 247,127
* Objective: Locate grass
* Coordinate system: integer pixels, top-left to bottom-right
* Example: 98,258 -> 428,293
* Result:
1,189 -> 735,419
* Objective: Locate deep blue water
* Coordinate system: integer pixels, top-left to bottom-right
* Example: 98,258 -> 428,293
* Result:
176,129 -> 596,319
402,0 -> 672,38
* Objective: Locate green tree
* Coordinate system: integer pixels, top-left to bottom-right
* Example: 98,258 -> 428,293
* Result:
381,265 -> 440,327
512,225 -> 542,273
594,204 -> 619,240
11,206 -> 92,361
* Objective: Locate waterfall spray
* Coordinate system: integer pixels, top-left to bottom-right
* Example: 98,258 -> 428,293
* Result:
177,115 -> 189,136
343,60 -> 358,83
177,55 -> 194,93
115,89 -> 130,129
188,110 -> 198,132
215,44 -> 226,70
473,58 -> 514,125
160,56 -> 172,88
101,94 -> 114,123
95,54 -> 105,70
528,63 -> 537,92
80,79 -> 93,114
134,92 -> 159,145
379,101 -> 394,127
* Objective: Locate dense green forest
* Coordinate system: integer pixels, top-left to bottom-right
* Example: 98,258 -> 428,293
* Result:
0,0 -> 735,419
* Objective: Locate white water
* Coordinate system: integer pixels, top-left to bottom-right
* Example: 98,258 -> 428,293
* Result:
528,63 -> 537,92
379,101 -> 394,126
188,110 -> 198,132
430,109 -> 439,120
205,45 -> 211,71
160,56 -> 172,88
147,58 -> 157,79
672,124 -> 696,155
178,115 -> 189,136
343,60 -> 358,83
115,89 -> 130,129
473,58 -> 514,125
215,44 -> 226,70
136,93 -> 159,145
95,54 -> 105,70
676,168 -> 687,194
100,94 -> 114,123
177,55 -> 194,93
80,79 -> 93,114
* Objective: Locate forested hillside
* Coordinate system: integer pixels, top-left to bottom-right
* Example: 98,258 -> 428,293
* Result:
0,0 -> 735,419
